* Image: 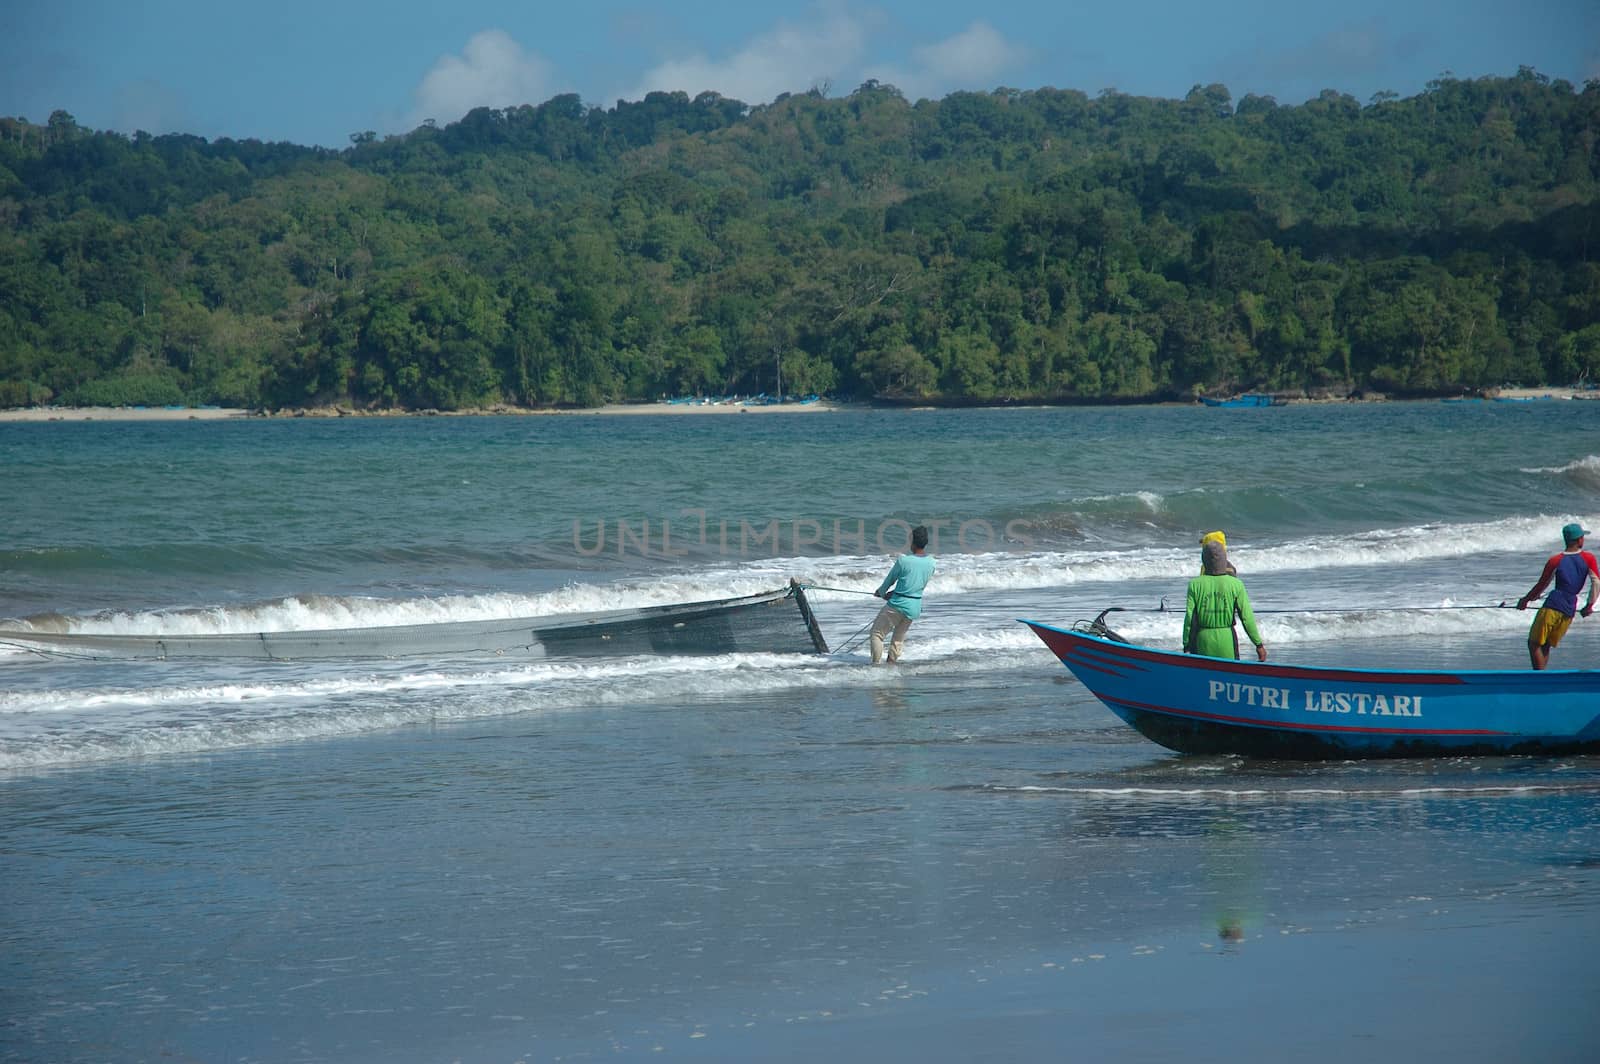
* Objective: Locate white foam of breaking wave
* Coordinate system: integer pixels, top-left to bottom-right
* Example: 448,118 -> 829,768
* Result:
995,783 -> 1598,799
0,595 -> 1578,767
0,650 -> 1013,768
4,512 -> 1590,642
803,512 -> 1598,593
1521,454 -> 1600,486
0,653 -> 797,715
0,572 -> 800,638
1073,489 -> 1166,510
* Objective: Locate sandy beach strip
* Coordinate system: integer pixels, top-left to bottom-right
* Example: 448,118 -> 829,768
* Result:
589,399 -> 842,415
5,388 -> 1593,423
1488,386 -> 1598,400
0,405 -> 252,422
0,401 -> 847,422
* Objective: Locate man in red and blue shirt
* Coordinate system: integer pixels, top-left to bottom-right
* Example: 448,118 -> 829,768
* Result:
1516,522 -> 1598,669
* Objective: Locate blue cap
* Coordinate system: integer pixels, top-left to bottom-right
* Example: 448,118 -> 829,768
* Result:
1563,522 -> 1590,545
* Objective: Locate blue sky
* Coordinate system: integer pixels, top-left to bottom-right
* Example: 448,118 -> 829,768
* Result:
4,1 -> 1597,149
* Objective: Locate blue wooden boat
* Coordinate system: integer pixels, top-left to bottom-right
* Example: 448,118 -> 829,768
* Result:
1022,616 -> 1600,759
1200,393 -> 1274,408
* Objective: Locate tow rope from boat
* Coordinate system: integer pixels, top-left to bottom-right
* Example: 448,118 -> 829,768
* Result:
827,617 -> 878,656
1148,599 -> 1516,615
793,583 -> 889,657
1074,601 -> 1519,652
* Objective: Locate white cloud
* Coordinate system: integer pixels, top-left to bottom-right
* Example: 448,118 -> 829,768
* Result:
862,21 -> 1031,102
911,22 -> 1030,86
623,10 -> 872,104
410,14 -> 1031,119
408,30 -> 554,129
617,14 -> 1028,106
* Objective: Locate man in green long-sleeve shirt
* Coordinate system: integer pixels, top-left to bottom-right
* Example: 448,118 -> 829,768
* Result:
871,525 -> 935,664
1184,540 -> 1267,662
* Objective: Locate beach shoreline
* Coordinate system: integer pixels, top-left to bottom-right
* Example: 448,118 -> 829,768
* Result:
0,400 -> 850,422
1,386 -> 1591,423
0,405 -> 253,422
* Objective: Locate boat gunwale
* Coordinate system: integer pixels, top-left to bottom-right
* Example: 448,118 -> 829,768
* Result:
1021,618 -> 1600,686
0,585 -> 828,658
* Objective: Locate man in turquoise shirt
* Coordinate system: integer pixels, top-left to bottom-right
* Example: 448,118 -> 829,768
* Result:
871,525 -> 935,664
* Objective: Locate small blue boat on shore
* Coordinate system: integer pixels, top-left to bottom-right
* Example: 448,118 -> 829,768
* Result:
1200,393 -> 1274,408
1023,616 -> 1600,759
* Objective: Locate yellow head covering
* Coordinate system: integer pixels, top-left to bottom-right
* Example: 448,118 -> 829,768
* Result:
1200,530 -> 1227,549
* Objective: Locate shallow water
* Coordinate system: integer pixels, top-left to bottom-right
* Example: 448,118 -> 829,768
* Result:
2,404 -> 1599,1060
5,672 -> 1598,1061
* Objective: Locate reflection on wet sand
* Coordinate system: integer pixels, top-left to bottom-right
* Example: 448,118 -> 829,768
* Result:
1204,815 -> 1259,951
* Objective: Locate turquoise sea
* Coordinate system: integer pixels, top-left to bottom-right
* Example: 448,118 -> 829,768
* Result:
3,402 -> 1599,1061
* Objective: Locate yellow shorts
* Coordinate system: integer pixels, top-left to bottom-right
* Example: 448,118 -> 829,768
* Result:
1529,607 -> 1574,648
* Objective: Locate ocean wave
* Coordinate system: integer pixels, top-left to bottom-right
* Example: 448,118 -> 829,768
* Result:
972,782 -> 1600,799
0,578 -> 798,637
0,591 -> 1573,767
1065,489 -> 1168,514
4,511 -> 1588,639
792,513 -> 1592,596
1520,454 -> 1600,489
0,600 -> 1549,749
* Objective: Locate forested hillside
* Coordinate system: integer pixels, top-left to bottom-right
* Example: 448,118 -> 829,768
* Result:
2,67 -> 1597,410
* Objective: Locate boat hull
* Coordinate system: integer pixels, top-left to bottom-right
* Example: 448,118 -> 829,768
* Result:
1023,620 -> 1600,759
0,584 -> 830,662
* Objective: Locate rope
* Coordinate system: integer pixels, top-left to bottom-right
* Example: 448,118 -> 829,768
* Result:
793,583 -> 883,657
1256,603 -> 1515,614
800,583 -> 1524,616
801,582 -> 1522,614
829,617 -> 877,656
1120,601 -> 1517,615
0,639 -> 90,660
803,582 -> 1526,656
800,582 -> 924,659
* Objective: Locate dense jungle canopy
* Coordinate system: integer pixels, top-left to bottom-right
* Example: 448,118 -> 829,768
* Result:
2,67 -> 1598,410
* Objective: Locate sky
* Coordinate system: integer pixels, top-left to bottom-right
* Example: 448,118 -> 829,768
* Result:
4,1 -> 1597,149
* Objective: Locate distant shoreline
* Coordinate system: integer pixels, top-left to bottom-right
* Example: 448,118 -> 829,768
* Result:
0,405 -> 251,422
0,400 -> 851,423
1,387 -> 1592,423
